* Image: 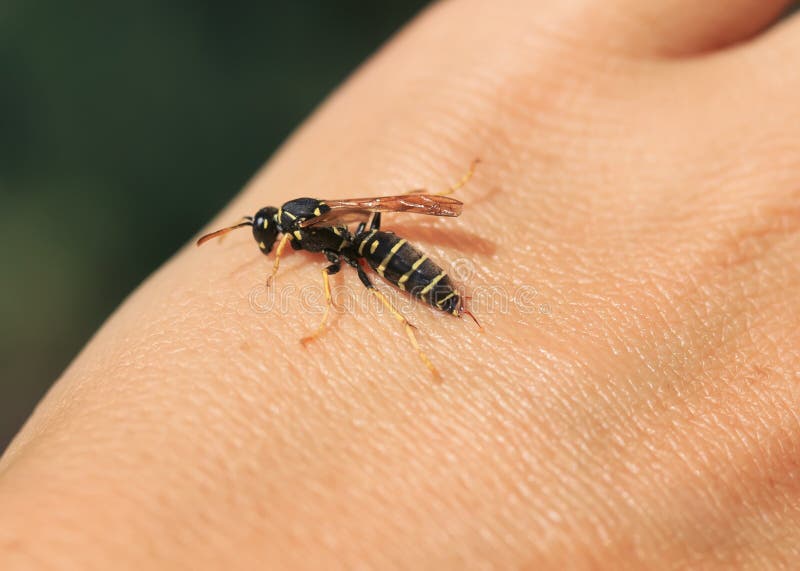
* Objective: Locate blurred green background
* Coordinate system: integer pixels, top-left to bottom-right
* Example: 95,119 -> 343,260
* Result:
0,0 -> 428,452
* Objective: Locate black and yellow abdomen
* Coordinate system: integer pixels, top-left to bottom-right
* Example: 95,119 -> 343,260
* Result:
354,230 -> 461,315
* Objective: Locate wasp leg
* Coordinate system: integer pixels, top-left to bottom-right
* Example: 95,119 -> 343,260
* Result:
404,158 -> 480,196
346,256 -> 441,381
265,233 -> 291,289
300,251 -> 340,346
355,212 -> 381,236
369,212 -> 381,231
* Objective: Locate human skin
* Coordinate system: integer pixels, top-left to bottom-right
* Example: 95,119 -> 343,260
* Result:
2,0 -> 800,568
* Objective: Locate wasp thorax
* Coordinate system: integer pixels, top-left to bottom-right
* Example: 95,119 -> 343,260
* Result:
252,206 -> 279,254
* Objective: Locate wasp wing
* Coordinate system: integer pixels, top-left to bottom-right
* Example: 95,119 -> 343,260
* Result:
299,194 -> 463,228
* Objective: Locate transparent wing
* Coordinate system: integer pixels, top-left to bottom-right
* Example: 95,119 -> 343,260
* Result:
299,194 -> 463,228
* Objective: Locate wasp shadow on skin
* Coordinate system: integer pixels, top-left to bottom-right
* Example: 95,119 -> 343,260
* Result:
386,222 -> 497,257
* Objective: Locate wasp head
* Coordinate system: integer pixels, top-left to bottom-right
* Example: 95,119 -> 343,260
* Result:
252,206 -> 280,254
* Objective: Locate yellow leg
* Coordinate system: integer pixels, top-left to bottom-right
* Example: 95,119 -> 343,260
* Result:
265,233 -> 291,288
406,158 -> 480,196
368,287 -> 441,382
300,268 -> 334,346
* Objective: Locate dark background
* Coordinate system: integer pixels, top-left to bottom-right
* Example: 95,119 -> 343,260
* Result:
0,1 -> 428,452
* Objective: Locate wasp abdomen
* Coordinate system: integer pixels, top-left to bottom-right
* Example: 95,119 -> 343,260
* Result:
356,230 -> 460,315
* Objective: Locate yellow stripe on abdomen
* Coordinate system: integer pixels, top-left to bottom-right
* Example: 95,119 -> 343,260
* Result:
376,239 -> 407,277
420,271 -> 447,296
397,254 -> 428,291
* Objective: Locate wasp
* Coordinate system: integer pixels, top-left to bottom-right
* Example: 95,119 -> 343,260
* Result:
197,160 -> 480,379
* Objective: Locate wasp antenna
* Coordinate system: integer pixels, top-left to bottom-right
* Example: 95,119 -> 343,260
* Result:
196,217 -> 253,246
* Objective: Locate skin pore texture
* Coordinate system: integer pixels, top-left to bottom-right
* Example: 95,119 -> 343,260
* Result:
2,0 -> 800,568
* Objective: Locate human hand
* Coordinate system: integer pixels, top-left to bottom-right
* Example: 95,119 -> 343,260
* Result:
2,0 -> 799,568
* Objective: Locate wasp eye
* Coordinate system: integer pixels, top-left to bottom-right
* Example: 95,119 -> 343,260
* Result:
252,207 -> 279,254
